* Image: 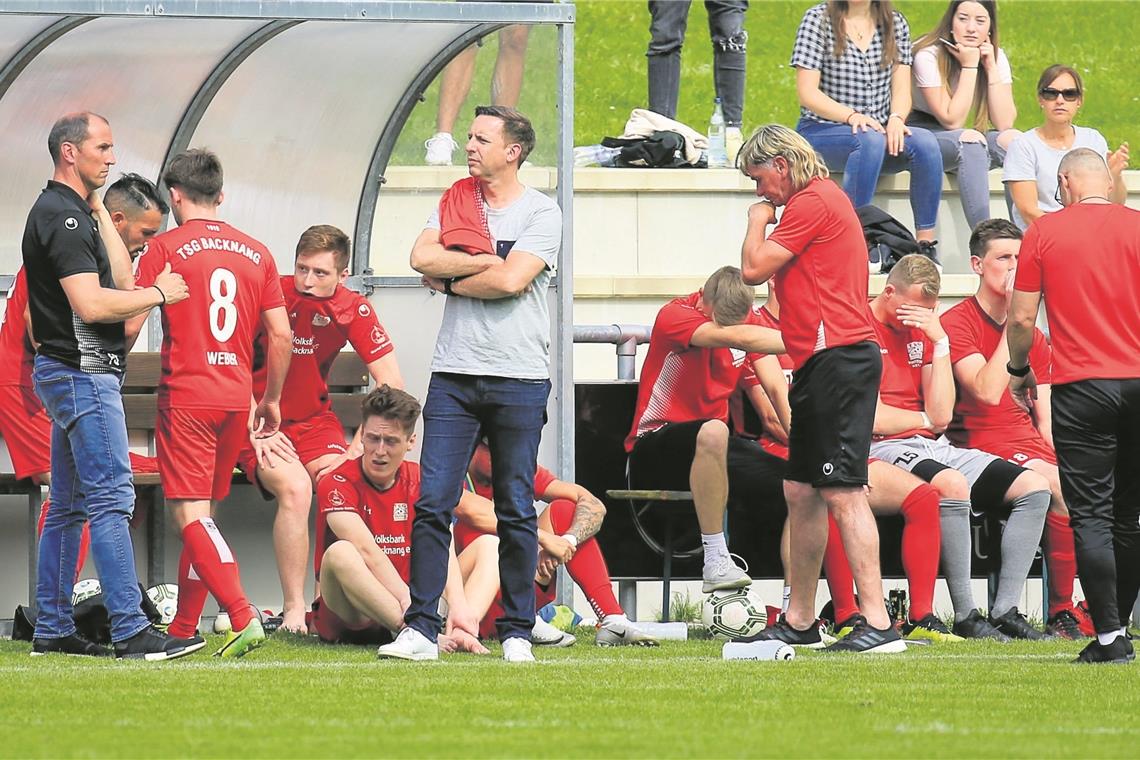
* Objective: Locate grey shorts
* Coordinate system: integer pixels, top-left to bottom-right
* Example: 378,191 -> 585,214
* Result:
869,435 -> 999,488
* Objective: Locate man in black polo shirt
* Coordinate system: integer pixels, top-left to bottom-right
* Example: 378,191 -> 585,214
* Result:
22,111 -> 199,661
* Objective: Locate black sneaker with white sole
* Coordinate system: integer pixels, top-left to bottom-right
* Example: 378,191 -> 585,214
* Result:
114,626 -> 206,661
952,609 -> 1011,642
989,607 -> 1049,641
31,632 -> 112,657
1075,636 -> 1135,664
732,615 -> 824,649
823,619 -> 906,653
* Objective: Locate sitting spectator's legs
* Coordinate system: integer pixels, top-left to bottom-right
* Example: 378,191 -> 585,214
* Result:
880,124 -> 943,239
797,119 -> 886,208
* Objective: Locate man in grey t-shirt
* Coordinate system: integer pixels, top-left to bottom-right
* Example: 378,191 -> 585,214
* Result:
380,106 -> 562,663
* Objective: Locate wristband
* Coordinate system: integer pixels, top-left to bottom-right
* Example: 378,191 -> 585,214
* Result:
845,111 -> 857,125
888,112 -> 904,122
1006,361 -> 1031,378
443,278 -> 455,295
561,534 -> 578,549
919,411 -> 933,431
933,336 -> 950,358
961,66 -> 978,70
152,285 -> 166,305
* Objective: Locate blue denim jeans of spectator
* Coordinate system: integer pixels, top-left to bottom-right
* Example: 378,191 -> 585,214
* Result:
32,355 -> 148,643
647,0 -> 748,127
798,118 -> 944,231
405,372 -> 551,642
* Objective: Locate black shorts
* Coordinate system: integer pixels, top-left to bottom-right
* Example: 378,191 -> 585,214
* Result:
628,421 -> 787,516
786,341 -> 881,488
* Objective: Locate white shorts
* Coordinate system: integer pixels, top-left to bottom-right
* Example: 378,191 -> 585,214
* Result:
869,435 -> 1000,489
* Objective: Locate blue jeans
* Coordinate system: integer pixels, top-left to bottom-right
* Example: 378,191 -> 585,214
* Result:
405,372 -> 550,642
797,118 -> 943,231
33,355 -> 148,642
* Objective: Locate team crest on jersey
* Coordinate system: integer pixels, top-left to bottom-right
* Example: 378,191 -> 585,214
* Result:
906,341 -> 925,367
371,326 -> 387,346
328,488 -> 346,507
358,304 -> 371,317
729,348 -> 746,366
393,502 -> 408,521
312,313 -> 331,327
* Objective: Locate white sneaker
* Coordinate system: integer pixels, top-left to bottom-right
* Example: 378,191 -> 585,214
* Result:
532,616 -> 576,647
702,554 -> 752,593
377,627 -> 438,661
596,615 -> 659,647
424,132 -> 459,166
502,636 -> 535,663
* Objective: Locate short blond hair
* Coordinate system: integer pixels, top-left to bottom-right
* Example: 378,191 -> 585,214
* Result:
702,266 -> 754,326
737,124 -> 829,190
886,254 -> 941,299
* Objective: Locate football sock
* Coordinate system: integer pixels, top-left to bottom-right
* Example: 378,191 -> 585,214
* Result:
822,513 -> 859,623
899,483 -> 941,621
781,585 -> 791,613
1043,511 -> 1077,616
37,497 -> 90,582
991,490 -> 1050,618
701,532 -> 730,566
169,546 -> 209,639
1098,627 -> 1126,646
548,500 -> 622,618
181,517 -> 253,631
939,499 -> 975,623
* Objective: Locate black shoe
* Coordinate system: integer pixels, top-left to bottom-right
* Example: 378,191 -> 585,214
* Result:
1074,636 -> 1135,664
824,619 -> 907,653
1046,609 -> 1086,640
917,240 -> 942,270
114,625 -> 207,661
732,614 -> 824,649
989,607 -> 1049,641
833,614 -> 865,639
952,609 -> 1011,642
31,632 -> 112,657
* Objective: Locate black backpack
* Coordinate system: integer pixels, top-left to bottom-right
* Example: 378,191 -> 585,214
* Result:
856,205 -> 919,274
601,130 -> 706,168
11,584 -> 162,644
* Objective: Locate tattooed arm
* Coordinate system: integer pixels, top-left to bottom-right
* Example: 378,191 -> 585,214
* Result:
539,479 -> 607,543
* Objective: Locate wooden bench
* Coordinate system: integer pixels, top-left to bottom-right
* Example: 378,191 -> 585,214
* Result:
605,489 -> 695,622
3,351 -> 371,607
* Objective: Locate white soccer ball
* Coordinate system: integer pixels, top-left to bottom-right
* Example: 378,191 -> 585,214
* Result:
213,611 -> 231,634
146,583 -> 179,625
702,587 -> 768,640
71,578 -> 102,606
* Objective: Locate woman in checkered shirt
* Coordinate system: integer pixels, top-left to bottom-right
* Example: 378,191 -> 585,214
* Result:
791,1 -> 943,267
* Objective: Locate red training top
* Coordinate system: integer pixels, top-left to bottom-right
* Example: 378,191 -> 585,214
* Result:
870,308 -> 934,441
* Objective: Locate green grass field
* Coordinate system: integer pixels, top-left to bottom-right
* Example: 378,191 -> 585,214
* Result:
389,1 -> 1138,167
3,631 -> 1138,758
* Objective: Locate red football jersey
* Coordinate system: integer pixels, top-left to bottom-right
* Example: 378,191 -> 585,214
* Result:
732,305 -> 794,460
870,309 -> 934,441
943,296 -> 1052,450
1016,205 -> 1140,384
253,277 -> 394,423
625,292 -> 756,452
135,219 -> 285,411
768,178 -> 878,370
315,457 -> 418,581
0,269 -> 34,387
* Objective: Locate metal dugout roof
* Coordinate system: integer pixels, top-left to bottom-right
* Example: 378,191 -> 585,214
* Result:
0,0 -> 577,478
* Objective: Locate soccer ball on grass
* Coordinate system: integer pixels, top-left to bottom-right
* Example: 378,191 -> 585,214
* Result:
702,587 -> 768,640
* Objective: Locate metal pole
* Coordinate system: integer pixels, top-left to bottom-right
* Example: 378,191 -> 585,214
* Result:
573,324 -> 651,381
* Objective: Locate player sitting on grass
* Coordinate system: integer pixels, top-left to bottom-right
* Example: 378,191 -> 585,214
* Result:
867,254 -> 1051,641
736,284 -> 957,644
234,224 -> 403,634
455,440 -> 659,647
941,218 -> 1091,639
317,386 -> 492,657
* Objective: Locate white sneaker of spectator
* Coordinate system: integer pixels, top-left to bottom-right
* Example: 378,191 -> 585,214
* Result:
532,616 -> 576,647
424,132 -> 459,166
377,627 -> 438,661
502,636 -> 536,663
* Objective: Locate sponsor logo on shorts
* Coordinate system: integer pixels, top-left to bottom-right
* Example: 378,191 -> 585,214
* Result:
64,217 -> 78,230
906,341 -> 925,367
312,313 -> 331,327
822,462 -> 834,476
328,488 -> 346,507
393,502 -> 408,521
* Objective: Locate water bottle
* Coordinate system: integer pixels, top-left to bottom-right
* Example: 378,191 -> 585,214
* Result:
707,97 -> 728,168
635,621 -> 689,640
574,144 -> 622,167
722,640 -> 796,661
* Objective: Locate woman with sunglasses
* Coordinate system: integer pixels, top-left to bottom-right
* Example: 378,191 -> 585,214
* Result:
1003,64 -> 1129,230
791,1 -> 943,266
910,1 -> 1018,230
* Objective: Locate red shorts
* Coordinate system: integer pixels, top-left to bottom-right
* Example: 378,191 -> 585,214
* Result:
236,411 -> 348,482
309,598 -> 392,645
983,437 -> 1057,467
157,408 -> 247,501
0,384 -> 50,480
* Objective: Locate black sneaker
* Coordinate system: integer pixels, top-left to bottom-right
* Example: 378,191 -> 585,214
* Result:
823,619 -> 907,653
31,632 -> 112,657
114,625 -> 207,661
989,607 -> 1049,641
1046,609 -> 1086,640
732,614 -> 824,649
833,614 -> 865,640
917,240 -> 942,271
952,609 -> 1011,642
1074,636 -> 1135,664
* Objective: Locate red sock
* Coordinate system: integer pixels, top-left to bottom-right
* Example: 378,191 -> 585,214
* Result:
169,546 -> 210,638
548,499 -> 622,618
37,497 -> 90,583
1044,512 -> 1077,616
899,483 -> 941,621
181,518 -> 252,631
823,513 -> 859,624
